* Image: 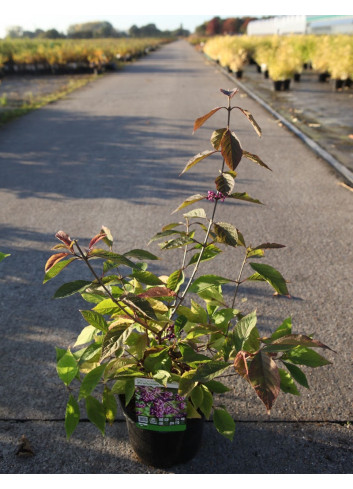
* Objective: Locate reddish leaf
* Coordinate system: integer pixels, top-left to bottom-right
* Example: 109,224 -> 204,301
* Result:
269,334 -> 335,352
138,287 -> 176,299
233,351 -> 249,379
248,350 -> 281,414
45,253 -> 70,272
235,108 -> 262,137
89,232 -> 107,251
211,128 -> 227,150
220,130 -> 243,171
220,88 -> 238,98
55,231 -> 73,248
193,107 -> 224,132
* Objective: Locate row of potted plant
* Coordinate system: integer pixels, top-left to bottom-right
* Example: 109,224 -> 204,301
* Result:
200,34 -> 353,91
0,38 -> 170,75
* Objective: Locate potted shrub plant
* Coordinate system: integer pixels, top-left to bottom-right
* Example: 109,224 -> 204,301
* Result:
44,87 -> 333,469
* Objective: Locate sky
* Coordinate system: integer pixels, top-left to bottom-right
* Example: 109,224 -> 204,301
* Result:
1,1 -> 351,38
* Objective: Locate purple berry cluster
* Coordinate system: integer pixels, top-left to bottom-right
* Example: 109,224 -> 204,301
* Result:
207,190 -> 226,202
165,324 -> 176,341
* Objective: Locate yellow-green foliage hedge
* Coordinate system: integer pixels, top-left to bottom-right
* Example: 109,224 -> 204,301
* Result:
0,38 -> 169,71
202,34 -> 353,81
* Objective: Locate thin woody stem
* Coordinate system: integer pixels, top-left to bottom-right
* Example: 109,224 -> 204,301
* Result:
73,241 -> 159,335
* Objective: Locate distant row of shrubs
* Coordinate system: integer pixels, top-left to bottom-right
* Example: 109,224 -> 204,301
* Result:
0,38 -> 171,75
195,34 -> 353,83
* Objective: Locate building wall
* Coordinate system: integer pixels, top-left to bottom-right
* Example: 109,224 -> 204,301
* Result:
247,15 -> 353,35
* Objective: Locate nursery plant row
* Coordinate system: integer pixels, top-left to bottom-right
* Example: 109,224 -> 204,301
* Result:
198,34 -> 353,88
0,37 -> 171,75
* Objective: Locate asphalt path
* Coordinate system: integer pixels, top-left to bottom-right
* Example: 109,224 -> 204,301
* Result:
0,40 -> 352,473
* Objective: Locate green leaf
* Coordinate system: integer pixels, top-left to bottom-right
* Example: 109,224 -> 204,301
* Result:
65,395 -> 80,440
55,347 -> 66,362
101,325 -> 129,361
189,274 -> 231,293
282,361 -> 309,388
85,396 -> 106,435
228,192 -> 263,205
0,252 -> 10,263
79,343 -> 102,363
78,364 -> 106,401
211,128 -> 227,150
183,208 -> 207,219
126,332 -> 148,359
88,249 -> 138,269
213,407 -> 235,441
80,310 -> 108,333
282,347 -> 332,368
215,172 -> 235,195
268,334 -> 333,351
93,298 -> 121,316
187,244 -> 221,267
214,222 -> 239,247
43,257 -> 76,284
132,270 -> 164,286
153,370 -> 172,387
167,269 -> 184,292
180,150 -> 217,175
233,311 -> 258,352
179,343 -> 210,363
149,229 -> 184,243
103,386 -> 117,425
242,150 -> 271,171
144,348 -> 171,374
179,373 -> 198,398
123,294 -> 158,320
125,378 -> 136,406
193,361 -> 230,382
186,401 -> 202,419
57,350 -> 79,386
74,325 -> 97,347
172,194 -> 205,214
191,385 -> 204,410
249,262 -> 289,296
220,129 -> 242,171
278,368 -> 300,396
193,107 -> 224,132
199,385 -> 213,419
271,317 -> 292,340
123,249 -> 159,261
204,380 -> 231,394
248,350 -> 281,413
160,235 -> 195,250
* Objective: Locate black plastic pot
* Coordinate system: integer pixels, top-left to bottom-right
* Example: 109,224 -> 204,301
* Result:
332,79 -> 344,91
119,396 -> 204,468
235,70 -> 243,79
263,70 -> 269,79
318,72 -> 330,82
294,73 -> 301,82
283,79 -> 291,90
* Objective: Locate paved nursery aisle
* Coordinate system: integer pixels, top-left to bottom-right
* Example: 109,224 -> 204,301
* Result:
0,40 -> 352,473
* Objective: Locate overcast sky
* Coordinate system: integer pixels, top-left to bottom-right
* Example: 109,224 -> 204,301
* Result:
1,1 -> 349,38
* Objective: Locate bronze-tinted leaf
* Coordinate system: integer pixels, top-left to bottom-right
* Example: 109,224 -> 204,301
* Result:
45,252 -> 70,272
101,225 -> 113,250
269,334 -> 335,352
213,222 -> 238,247
89,232 -> 107,250
220,130 -> 243,171
193,107 -> 224,132
236,108 -> 262,137
228,192 -> 263,205
220,88 -> 238,98
248,350 -> 281,414
138,287 -> 176,299
254,243 -> 286,250
242,151 -> 271,171
55,231 -> 73,247
180,150 -> 217,175
215,172 -> 235,195
211,128 -> 227,150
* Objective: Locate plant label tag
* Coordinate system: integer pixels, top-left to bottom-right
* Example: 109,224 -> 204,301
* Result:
134,378 -> 187,432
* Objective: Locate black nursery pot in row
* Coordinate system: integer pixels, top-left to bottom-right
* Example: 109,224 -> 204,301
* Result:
273,79 -> 291,91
